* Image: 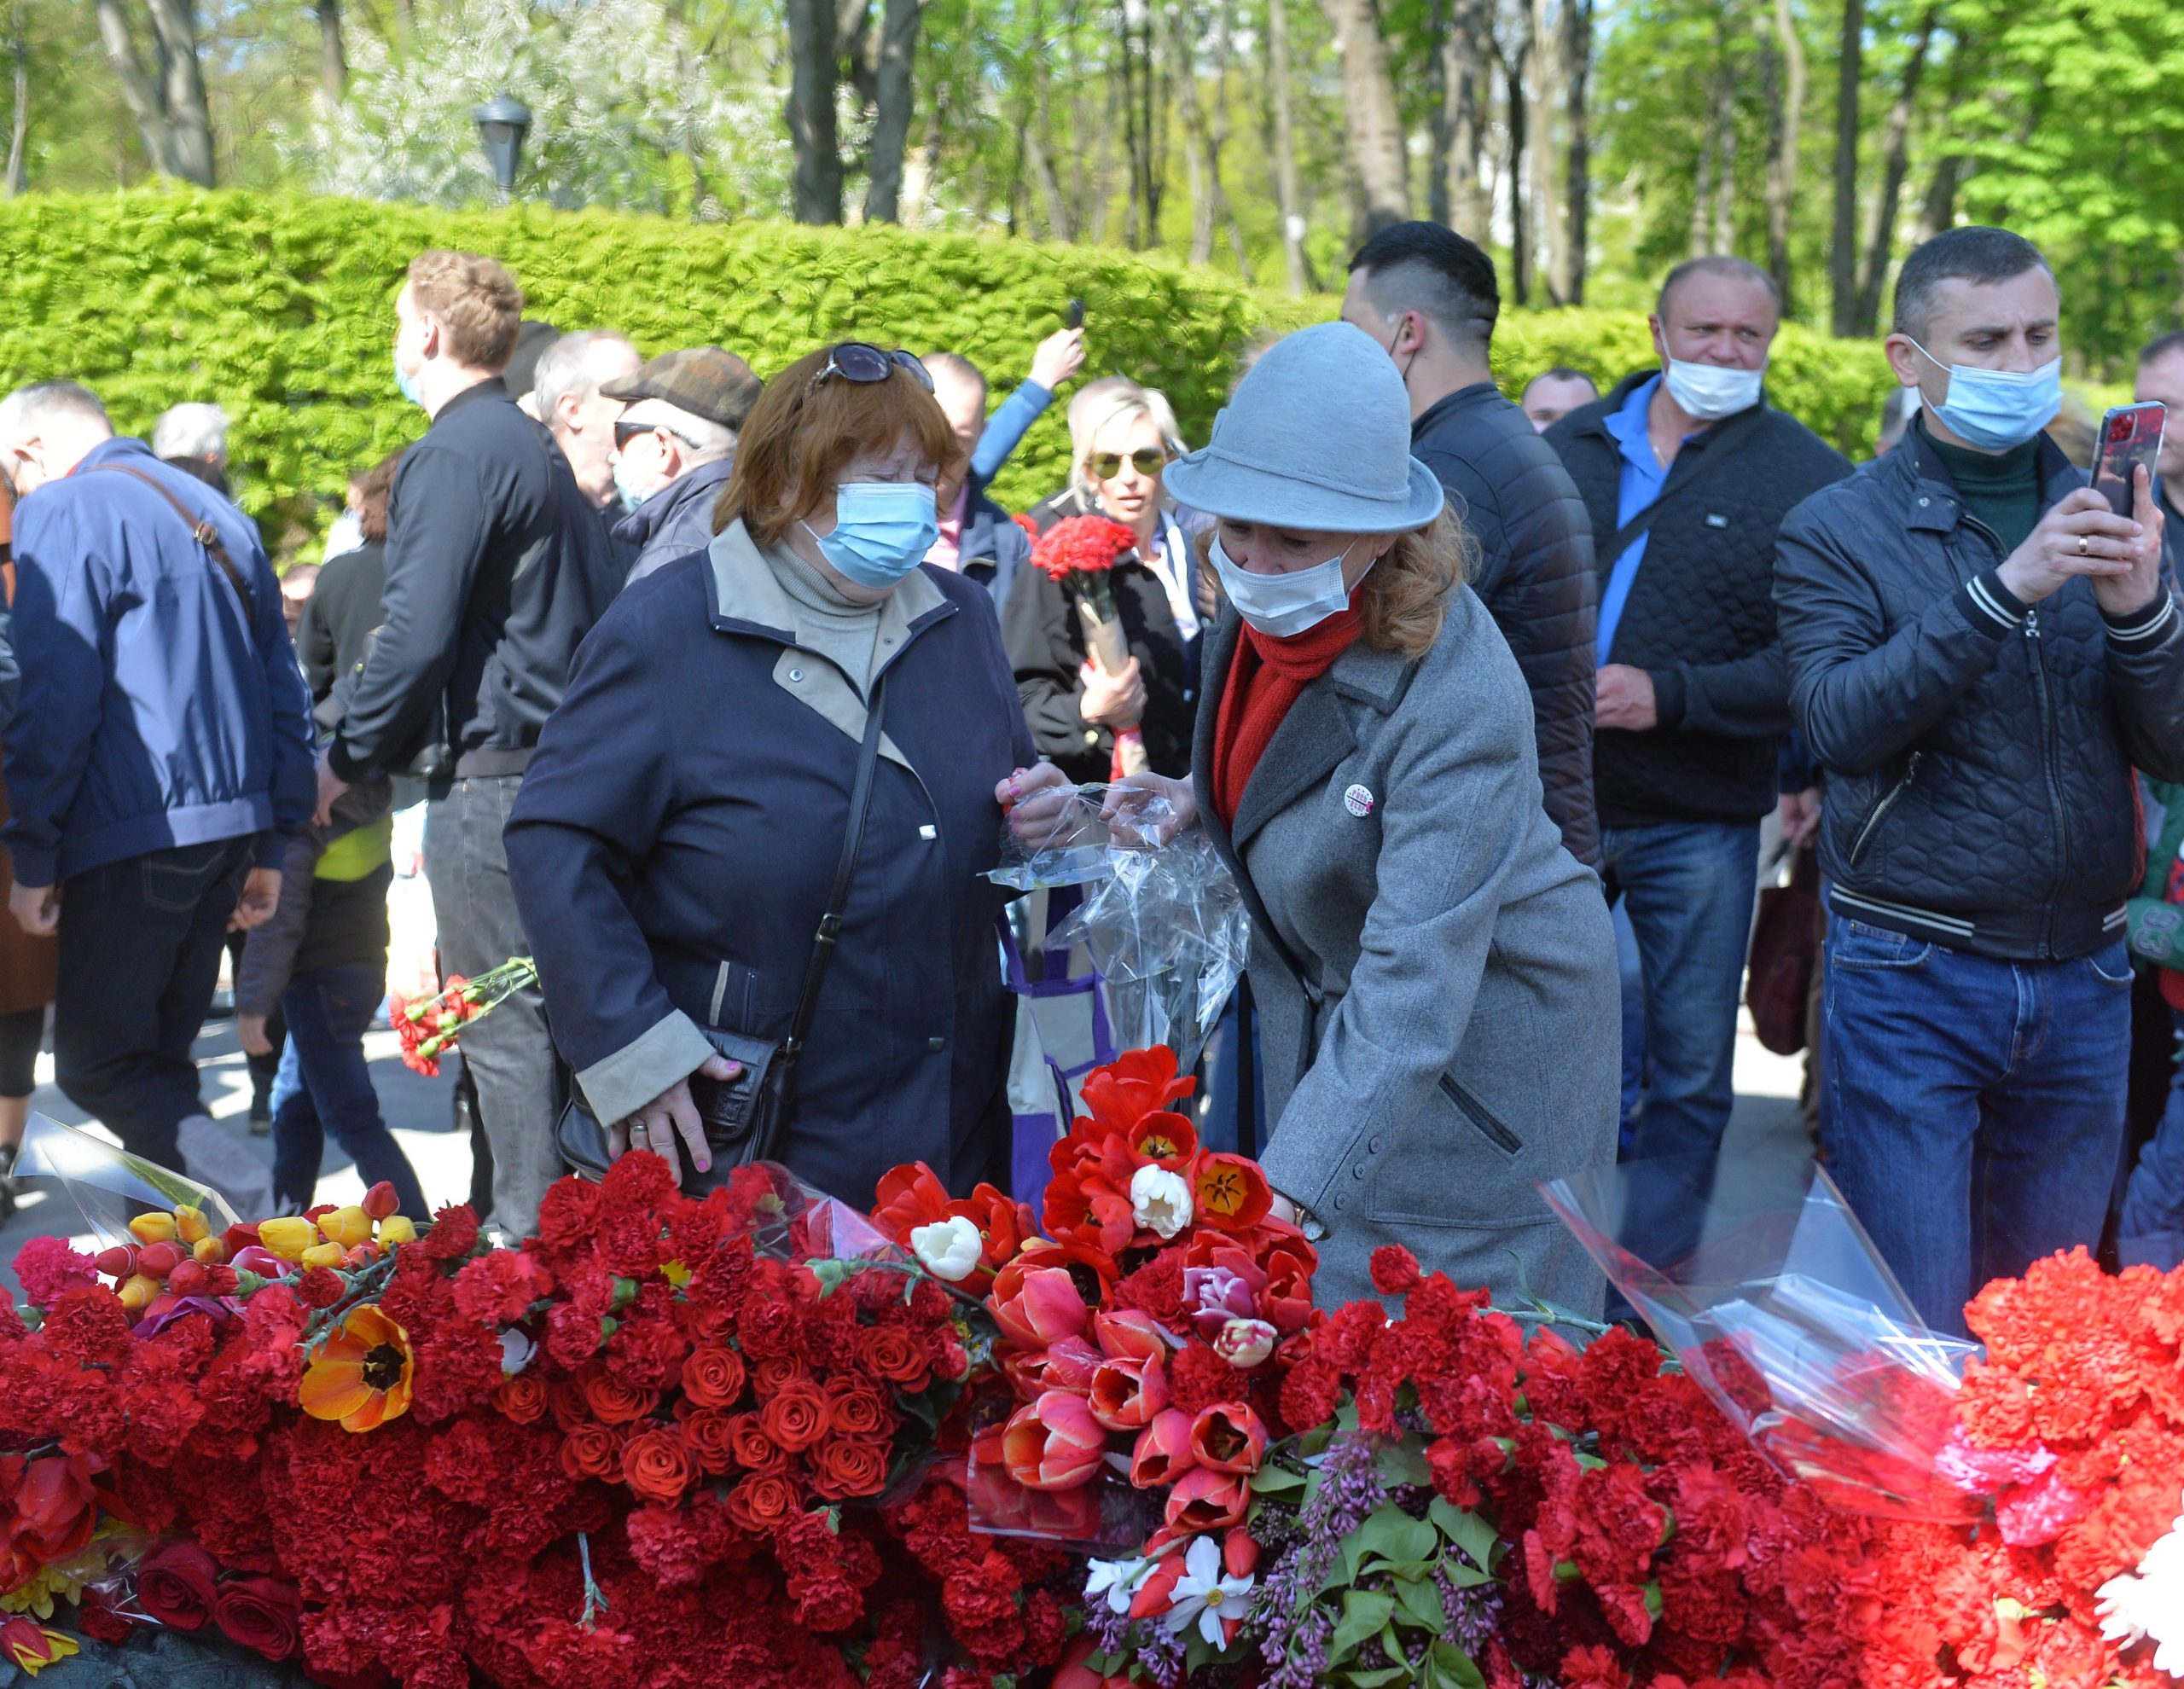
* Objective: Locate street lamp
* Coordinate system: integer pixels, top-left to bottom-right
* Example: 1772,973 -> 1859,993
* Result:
472,95 -> 531,202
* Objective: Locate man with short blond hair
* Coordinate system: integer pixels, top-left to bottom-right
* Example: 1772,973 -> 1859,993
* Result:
317,247 -> 622,1238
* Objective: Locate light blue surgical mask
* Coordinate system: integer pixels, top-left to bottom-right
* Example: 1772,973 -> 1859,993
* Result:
1908,339 -> 2063,452
611,456 -> 648,514
1210,534 -> 1368,639
393,350 -> 425,409
803,482 -> 939,590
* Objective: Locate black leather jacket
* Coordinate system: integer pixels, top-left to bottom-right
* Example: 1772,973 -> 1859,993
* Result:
1775,422 -> 2184,960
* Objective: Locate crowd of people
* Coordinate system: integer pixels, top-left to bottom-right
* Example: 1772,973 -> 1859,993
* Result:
0,218 -> 2175,1337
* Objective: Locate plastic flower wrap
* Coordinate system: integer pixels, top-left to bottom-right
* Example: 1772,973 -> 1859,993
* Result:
1032,515 -> 1148,777
11,1112 -> 241,1247
990,783 -> 1248,1072
1541,1146 -> 1979,1519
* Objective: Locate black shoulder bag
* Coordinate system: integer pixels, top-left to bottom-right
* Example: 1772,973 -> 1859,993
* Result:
554,671 -> 891,1185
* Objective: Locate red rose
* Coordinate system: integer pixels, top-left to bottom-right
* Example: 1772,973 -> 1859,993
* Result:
828,1383 -> 892,1440
858,1326 -> 931,1389
759,1381 -> 833,1453
495,1374 -> 549,1425
752,1354 -> 808,1398
810,1436 -> 890,1500
560,1422 -> 622,1482
9,1453 -> 96,1563
622,1427 -> 695,1506
136,1540 -> 219,1632
580,1367 -> 659,1425
725,1470 -> 800,1532
681,1408 -> 740,1476
728,1412 -> 787,1472
681,1345 -> 747,1410
214,1573 -> 302,1662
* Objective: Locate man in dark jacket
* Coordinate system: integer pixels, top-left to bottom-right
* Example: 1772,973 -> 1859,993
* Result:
1548,257 -> 1851,1174
0,379 -> 311,1203
1776,227 -> 2184,1334
2136,329 -> 2184,578
317,249 -> 622,1239
601,346 -> 762,586
1343,220 -> 1600,868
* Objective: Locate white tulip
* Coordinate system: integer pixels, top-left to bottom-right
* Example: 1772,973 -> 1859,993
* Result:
1130,1164 -> 1194,1239
909,1215 -> 985,1282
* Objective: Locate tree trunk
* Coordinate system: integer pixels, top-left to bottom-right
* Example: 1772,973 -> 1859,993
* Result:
1504,43 -> 1530,304
1851,7 -> 1936,334
1561,0 -> 1591,302
145,0 -> 213,184
1529,0 -> 1566,304
784,0 -> 844,223
1440,0 -> 1492,238
4,0 -> 24,198
1761,0 -> 1803,312
863,0 -> 925,223
1266,0 -> 1314,292
1912,32 -> 1971,244
1316,0 -> 1409,235
1426,0 -> 1450,226
1828,0 -> 1863,334
1690,89 -> 1716,257
1211,0 -> 1253,277
316,0 -> 346,101
92,0 -> 183,179
392,0 -> 415,48
1168,3 -> 1217,264
1713,67 -> 1737,250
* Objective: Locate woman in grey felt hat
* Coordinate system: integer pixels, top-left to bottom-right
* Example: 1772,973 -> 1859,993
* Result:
1003,322 -> 1618,1315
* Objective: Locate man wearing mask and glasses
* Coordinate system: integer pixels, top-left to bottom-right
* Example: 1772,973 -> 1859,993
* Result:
1545,258 -> 1850,1188
1776,227 -> 2184,1335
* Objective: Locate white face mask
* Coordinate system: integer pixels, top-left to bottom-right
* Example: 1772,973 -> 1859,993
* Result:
1211,534 -> 1368,639
1662,357 -> 1766,421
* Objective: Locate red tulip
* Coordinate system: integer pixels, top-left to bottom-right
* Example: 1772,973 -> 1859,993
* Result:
1002,1334 -> 1102,1399
1223,1524 -> 1259,1578
136,1241 -> 185,1279
92,1245 -> 136,1280
166,1259 -> 209,1298
1129,1408 -> 1199,1487
1126,1553 -> 1188,1622
989,1260 -> 1091,1351
1188,1402 -> 1269,1475
1093,1308 -> 1170,1362
1088,1354 -> 1170,1432
1000,1390 -> 1107,1491
1164,1465 -> 1249,1531
361,1181 -> 401,1222
1053,1634 -> 1135,1689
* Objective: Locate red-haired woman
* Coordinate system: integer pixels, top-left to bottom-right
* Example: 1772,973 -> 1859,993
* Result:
506,343 -> 1034,1209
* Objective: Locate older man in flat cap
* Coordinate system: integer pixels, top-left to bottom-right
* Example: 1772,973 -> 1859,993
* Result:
602,346 -> 764,584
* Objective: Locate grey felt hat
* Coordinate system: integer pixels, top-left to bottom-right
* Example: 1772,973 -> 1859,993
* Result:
1165,321 -> 1445,533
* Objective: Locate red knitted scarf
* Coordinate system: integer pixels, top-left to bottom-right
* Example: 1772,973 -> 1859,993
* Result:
1211,595 -> 1365,827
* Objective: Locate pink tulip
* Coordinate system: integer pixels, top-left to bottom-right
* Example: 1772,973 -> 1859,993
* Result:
1093,1307 -> 1170,1363
1129,1408 -> 1199,1488
1000,1390 -> 1108,1491
1003,1335 -> 1102,1399
990,1262 -> 1091,1351
1088,1353 -> 1170,1432
1188,1402 -> 1269,1476
1182,1264 -> 1258,1338
1164,1465 -> 1249,1531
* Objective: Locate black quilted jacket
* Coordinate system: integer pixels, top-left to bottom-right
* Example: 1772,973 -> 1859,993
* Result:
1775,421 -> 2184,961
1411,383 -> 1600,868
1548,374 -> 1852,828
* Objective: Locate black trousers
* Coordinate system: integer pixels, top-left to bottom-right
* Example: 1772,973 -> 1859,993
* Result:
53,838 -> 253,1168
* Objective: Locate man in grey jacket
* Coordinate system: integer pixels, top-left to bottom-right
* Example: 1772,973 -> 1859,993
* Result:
604,347 -> 763,586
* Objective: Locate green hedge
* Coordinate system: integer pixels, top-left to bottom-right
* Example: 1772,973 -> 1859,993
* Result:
0,188 -> 1995,561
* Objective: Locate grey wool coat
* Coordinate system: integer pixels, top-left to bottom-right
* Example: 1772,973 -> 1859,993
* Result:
1195,585 -> 1620,1316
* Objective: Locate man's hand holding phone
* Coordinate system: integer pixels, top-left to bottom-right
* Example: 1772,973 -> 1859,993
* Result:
1997,484 -> 2152,609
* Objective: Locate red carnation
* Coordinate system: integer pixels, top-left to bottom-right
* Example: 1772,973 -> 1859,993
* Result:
421,1204 -> 480,1261
1369,1245 -> 1423,1296
1029,514 -> 1139,584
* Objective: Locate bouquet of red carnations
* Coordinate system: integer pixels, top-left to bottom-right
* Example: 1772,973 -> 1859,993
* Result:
1032,514 -> 1149,777
392,956 -> 538,1077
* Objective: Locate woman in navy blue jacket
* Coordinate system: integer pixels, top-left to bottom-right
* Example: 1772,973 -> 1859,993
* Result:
505,345 -> 1034,1210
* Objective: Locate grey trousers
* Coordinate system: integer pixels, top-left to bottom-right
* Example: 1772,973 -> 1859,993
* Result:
423,774 -> 563,1239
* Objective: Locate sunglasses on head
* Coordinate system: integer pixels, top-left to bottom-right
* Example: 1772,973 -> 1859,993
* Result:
811,342 -> 935,394
1089,447 -> 1167,480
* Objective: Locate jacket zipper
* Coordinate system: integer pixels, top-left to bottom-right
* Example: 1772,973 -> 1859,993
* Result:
1439,1073 -> 1522,1155
1849,752 -> 1923,867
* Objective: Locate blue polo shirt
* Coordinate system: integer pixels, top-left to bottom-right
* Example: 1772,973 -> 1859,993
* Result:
1596,374 -> 1678,665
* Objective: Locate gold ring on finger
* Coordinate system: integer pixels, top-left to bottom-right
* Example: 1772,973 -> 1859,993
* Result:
2078,535 -> 2089,556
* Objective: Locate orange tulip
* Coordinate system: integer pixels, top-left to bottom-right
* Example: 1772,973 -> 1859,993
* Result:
298,1305 -> 414,1432
1087,1354 -> 1169,1432
1163,1464 -> 1249,1531
1129,1408 -> 1199,1488
1188,1402 -> 1269,1476
999,1390 -> 1107,1491
988,1260 -> 1091,1350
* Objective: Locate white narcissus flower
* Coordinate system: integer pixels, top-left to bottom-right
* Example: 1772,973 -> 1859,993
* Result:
1163,1532 -> 1255,1646
909,1215 -> 985,1283
1083,1556 -> 1150,1616
2095,1496 -> 2184,1678
1130,1164 -> 1194,1239
1213,1317 -> 1277,1369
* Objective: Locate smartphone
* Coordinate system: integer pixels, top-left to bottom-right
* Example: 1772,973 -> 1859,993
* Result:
2093,400 -> 2166,518
1066,299 -> 1085,330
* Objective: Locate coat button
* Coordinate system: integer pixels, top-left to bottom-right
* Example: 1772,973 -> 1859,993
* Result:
1916,498 -> 1928,508
928,1036 -> 946,1053
1332,1193 -> 1347,1211
1351,1163 -> 1365,1180
1368,1135 -> 1384,1153
787,666 -> 804,682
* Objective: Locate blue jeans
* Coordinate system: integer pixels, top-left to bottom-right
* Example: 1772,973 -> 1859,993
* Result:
1600,820 -> 1761,1164
2118,1008 -> 2184,1269
270,961 -> 429,1221
1613,899 -> 1647,1152
1821,914 -> 2132,1337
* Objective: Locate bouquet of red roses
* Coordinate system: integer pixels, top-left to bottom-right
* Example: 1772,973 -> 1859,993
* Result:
1031,514 -> 1149,777
392,955 -> 538,1077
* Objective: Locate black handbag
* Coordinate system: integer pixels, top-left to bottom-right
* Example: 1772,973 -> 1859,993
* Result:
553,672 -> 891,1185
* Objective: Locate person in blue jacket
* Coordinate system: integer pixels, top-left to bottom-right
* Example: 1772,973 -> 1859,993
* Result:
505,342 -> 1036,1210
0,379 -> 314,1181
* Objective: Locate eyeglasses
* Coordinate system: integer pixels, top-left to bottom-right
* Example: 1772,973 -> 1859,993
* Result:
811,342 -> 935,394
614,419 -> 701,452
1089,447 -> 1167,481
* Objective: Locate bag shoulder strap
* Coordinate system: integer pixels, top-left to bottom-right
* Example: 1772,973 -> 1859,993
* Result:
1594,426 -> 1750,573
88,463 -> 253,609
783,671 -> 890,1062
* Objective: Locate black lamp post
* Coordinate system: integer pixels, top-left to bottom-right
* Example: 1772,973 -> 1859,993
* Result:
472,95 -> 531,202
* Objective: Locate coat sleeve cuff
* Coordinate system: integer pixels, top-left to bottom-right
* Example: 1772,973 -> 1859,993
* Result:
1960,568 -> 2029,638
1647,665 -> 1687,729
253,833 -> 292,871
2103,591 -> 2180,654
574,1010 -> 715,1126
324,738 -> 369,785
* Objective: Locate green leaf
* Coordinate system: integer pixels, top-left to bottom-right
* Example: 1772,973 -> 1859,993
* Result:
1373,1436 -> 1432,1489
1337,1505 -> 1440,1586
1428,1640 -> 1488,1689
1251,1464 -> 1308,1499
1336,1666 -> 1413,1687
1428,1497 -> 1503,1573
1328,1589 -> 1397,1664
1395,1571 -> 1448,1631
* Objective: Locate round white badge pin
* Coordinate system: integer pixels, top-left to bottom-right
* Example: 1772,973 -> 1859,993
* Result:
1343,784 -> 1374,817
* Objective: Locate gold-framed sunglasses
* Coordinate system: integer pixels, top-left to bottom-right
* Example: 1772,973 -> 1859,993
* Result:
1089,447 -> 1167,480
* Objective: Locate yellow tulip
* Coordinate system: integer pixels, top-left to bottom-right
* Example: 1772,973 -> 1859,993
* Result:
171,1204 -> 210,1244
116,1274 -> 161,1313
257,1216 -> 318,1262
318,1205 -> 374,1249
127,1212 -> 177,1245
191,1236 -> 229,1265
299,1240 -> 349,1270
376,1215 -> 417,1246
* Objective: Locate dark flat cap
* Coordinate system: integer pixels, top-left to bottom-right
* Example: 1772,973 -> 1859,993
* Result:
502,319 -> 563,399
600,346 -> 763,430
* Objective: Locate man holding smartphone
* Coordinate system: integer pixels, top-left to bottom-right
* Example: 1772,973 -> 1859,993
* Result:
2135,330 -> 2184,574
1774,227 -> 2184,1335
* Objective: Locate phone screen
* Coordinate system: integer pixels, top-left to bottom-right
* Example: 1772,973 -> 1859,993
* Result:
2094,401 -> 2166,517
1066,299 -> 1085,330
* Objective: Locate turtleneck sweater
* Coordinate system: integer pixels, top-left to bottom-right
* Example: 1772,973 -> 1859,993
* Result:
769,538 -> 883,694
